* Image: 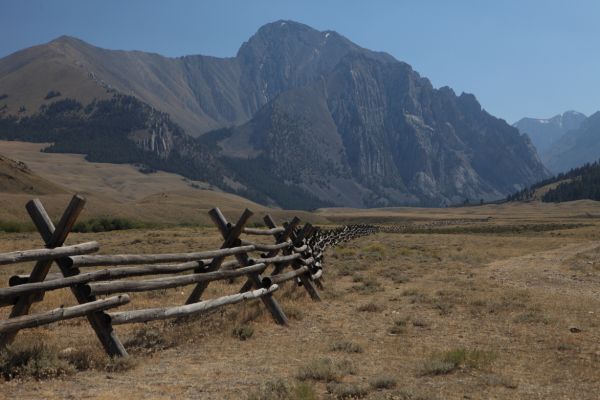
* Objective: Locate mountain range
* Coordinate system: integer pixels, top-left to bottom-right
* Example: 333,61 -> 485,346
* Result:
514,111 -> 600,173
513,111 -> 586,155
0,20 -> 549,208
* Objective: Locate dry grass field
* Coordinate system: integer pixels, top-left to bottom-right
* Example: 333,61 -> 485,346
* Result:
0,141 -> 326,225
0,200 -> 599,399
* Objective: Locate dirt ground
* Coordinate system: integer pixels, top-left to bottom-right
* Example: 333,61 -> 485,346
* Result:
0,202 -> 599,399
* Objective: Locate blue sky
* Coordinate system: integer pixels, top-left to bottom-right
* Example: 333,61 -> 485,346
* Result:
1,0 -> 598,123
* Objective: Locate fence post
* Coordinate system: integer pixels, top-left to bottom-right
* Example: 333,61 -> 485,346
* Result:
0,195 -> 127,357
238,215 -> 300,293
185,208 -> 253,304
287,223 -> 321,301
204,208 -> 288,325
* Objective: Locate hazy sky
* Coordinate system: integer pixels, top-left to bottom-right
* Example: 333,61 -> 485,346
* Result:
1,0 -> 598,123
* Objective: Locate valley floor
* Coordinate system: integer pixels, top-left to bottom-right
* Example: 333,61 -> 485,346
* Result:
0,202 -> 600,399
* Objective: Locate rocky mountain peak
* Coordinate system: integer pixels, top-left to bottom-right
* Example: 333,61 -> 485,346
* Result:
237,20 -> 353,58
457,92 -> 482,115
560,110 -> 587,130
47,35 -> 91,54
514,110 -> 588,157
0,20 -> 551,208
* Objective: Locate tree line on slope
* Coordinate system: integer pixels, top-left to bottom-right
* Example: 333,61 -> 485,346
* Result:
0,96 -> 331,210
506,160 -> 600,203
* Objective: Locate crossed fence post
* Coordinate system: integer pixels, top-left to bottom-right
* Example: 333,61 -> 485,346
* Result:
185,208 -> 252,304
241,216 -> 322,301
0,197 -> 368,357
238,215 -> 300,293
0,195 -> 127,357
285,223 -> 321,301
186,208 -> 288,325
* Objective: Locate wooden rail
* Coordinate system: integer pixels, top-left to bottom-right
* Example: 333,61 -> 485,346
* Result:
109,286 -> 279,325
0,241 -> 99,265
0,295 -> 130,334
87,263 -> 269,295
0,195 -> 378,358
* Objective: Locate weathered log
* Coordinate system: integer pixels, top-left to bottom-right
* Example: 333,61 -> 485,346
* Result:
185,208 -> 254,304
293,244 -> 308,253
9,272 -> 63,287
209,208 -> 288,325
87,263 -> 268,296
270,266 -> 310,285
2,263 -> 207,305
252,253 -> 303,265
109,285 -> 278,325
0,195 -> 128,357
0,241 -> 99,266
268,223 -> 312,279
287,224 -> 321,301
239,215 -> 300,293
0,295 -> 130,334
298,256 -> 315,266
240,240 -> 292,252
81,261 -> 204,278
242,227 -> 285,235
69,245 -> 256,267
311,269 -> 323,281
0,197 -> 82,344
1,272 -> 62,307
313,277 -> 324,290
0,260 -> 207,300
219,253 -> 303,271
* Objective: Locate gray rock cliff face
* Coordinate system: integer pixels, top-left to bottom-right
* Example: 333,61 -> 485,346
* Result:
213,31 -> 549,206
0,20 -> 550,208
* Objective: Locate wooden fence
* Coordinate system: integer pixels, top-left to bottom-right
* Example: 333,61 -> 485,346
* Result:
0,195 -> 377,357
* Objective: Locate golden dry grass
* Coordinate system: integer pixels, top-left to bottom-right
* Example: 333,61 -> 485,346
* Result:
0,141 -> 328,225
0,201 -> 598,399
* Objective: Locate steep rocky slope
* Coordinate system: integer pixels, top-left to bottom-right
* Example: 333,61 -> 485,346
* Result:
0,20 -> 550,208
213,51 -> 548,206
0,22 -> 385,136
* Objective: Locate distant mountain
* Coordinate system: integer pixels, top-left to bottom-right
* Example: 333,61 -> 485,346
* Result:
211,56 -> 548,206
543,112 -> 600,173
0,22 -> 385,136
513,111 -> 587,155
0,20 -> 550,208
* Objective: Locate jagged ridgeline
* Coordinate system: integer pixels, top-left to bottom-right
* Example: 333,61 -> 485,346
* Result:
0,20 -> 550,208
